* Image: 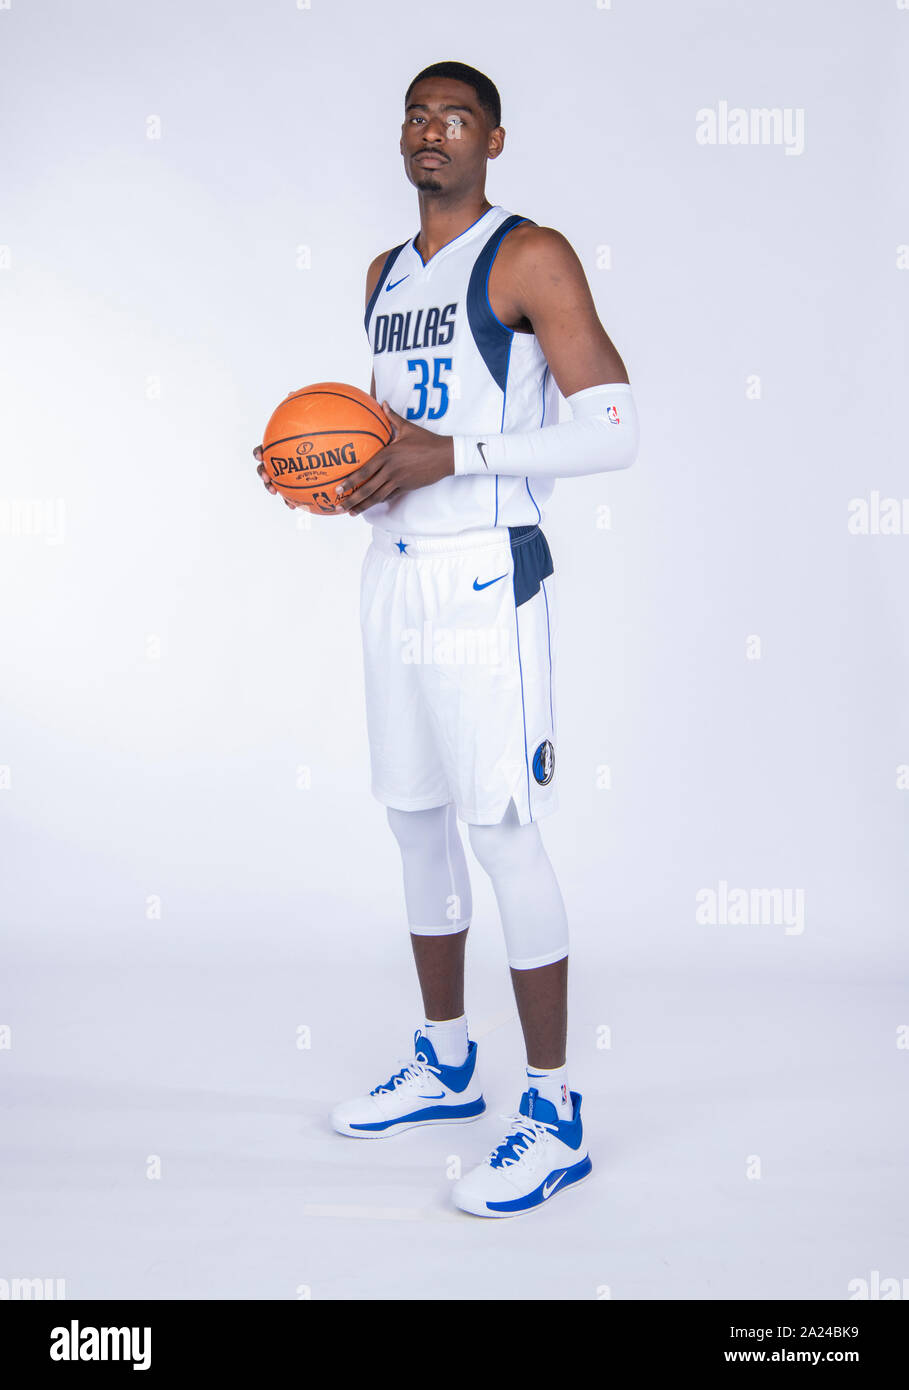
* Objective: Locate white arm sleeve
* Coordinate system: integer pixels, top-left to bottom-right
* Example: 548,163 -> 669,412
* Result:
451,382 -> 639,479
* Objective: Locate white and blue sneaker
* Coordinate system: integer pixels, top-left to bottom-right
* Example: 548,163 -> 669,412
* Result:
330,1029 -> 486,1138
452,1086 -> 592,1217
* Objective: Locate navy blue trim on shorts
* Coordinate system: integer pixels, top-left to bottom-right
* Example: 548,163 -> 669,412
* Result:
509,524 -> 554,607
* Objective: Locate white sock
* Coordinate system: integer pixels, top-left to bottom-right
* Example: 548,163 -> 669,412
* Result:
525,1062 -> 572,1122
423,1015 -> 469,1067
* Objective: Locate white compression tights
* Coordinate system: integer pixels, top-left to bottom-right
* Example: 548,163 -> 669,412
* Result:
385,803 -> 473,936
386,800 -> 569,971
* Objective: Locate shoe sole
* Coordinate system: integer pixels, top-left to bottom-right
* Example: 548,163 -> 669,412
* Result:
452,1162 -> 592,1218
332,1107 -> 487,1139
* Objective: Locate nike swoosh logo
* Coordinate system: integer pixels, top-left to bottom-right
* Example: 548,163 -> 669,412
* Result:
543,1171 -> 567,1199
473,574 -> 506,591
386,276 -> 409,292
417,1092 -> 445,1100
476,441 -> 489,469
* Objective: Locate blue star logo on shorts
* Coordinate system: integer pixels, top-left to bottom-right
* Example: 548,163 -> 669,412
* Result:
396,538 -> 408,554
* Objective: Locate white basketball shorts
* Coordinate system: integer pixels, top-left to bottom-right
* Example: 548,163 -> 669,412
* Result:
359,523 -> 558,826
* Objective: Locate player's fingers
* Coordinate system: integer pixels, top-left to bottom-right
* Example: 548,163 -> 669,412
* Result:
381,401 -> 404,439
336,450 -> 388,500
257,461 -> 278,494
369,485 -> 402,508
347,476 -> 399,515
335,469 -> 387,511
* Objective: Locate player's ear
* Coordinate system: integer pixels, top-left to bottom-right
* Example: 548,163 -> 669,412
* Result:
487,126 -> 505,160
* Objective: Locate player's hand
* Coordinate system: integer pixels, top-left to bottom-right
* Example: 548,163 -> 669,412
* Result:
254,444 -> 301,509
334,403 -> 455,515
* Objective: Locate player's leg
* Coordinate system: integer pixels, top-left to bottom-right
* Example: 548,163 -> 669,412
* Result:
466,800 -> 570,1090
410,930 -> 467,1024
386,801 -> 472,1058
509,960 -> 567,1068
426,527 -> 590,1214
426,522 -> 570,1076
331,539 -> 485,1138
452,803 -> 589,1216
330,802 -> 484,1138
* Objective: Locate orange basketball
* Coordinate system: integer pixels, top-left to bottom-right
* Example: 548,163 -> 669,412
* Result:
261,382 -> 392,514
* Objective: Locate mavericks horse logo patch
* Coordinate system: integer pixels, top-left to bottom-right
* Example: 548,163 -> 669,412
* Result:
532,740 -> 555,786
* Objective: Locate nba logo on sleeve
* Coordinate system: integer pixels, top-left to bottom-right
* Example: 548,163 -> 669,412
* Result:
607,404 -> 621,424
532,739 -> 555,786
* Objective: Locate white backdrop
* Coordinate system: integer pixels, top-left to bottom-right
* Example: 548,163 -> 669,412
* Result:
1,0 -> 907,1301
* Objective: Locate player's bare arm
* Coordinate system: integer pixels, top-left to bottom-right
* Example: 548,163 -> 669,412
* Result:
364,248 -> 388,402
488,223 -> 629,392
338,225 -> 632,515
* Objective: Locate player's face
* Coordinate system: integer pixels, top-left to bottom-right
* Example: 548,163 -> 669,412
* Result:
401,78 -> 502,194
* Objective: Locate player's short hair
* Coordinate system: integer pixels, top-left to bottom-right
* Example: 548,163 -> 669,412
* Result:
405,62 -> 502,129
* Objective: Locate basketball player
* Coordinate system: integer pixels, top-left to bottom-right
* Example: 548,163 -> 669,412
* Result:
255,62 -> 639,1217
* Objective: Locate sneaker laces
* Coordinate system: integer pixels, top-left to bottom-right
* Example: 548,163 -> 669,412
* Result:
370,1053 -> 441,1097
489,1112 -> 558,1168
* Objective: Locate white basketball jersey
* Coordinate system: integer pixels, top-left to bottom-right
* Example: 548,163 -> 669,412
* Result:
364,204 -> 558,536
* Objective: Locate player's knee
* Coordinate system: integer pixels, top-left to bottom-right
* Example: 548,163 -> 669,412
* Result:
386,803 -> 450,856
467,815 -> 543,881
